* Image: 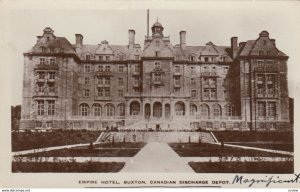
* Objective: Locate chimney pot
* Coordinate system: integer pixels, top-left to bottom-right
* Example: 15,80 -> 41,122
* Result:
128,29 -> 135,49
180,31 -> 186,49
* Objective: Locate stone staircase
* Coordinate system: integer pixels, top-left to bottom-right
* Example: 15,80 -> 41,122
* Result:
97,131 -> 217,143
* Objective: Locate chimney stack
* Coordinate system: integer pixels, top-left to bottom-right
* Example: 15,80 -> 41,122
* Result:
75,34 -> 83,54
180,31 -> 186,49
128,29 -> 135,49
231,36 -> 238,59
270,39 -> 276,46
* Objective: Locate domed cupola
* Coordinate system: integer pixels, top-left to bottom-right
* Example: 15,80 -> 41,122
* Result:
151,20 -> 164,36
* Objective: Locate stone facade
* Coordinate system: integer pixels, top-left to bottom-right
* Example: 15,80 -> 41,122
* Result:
20,22 -> 291,131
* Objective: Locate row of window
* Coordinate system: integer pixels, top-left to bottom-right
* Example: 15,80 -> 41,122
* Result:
79,103 -> 125,116
257,101 -> 276,117
83,64 -> 140,73
84,54 -> 140,61
39,57 -> 57,65
37,100 -> 55,116
37,72 -> 56,80
84,88 -> 124,98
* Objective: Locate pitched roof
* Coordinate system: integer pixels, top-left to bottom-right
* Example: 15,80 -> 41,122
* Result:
32,37 -> 76,54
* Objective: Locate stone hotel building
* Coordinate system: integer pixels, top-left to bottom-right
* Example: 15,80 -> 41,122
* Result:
20,21 -> 291,131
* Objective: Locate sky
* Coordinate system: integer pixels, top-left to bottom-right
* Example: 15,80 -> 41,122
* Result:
4,1 -> 300,106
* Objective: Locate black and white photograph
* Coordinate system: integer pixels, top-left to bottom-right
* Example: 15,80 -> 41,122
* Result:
1,0 -> 300,189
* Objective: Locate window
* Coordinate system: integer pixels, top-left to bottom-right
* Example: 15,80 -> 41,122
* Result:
105,89 -> 110,97
175,66 -> 180,73
97,88 -> 103,97
267,51 -> 271,56
135,55 -> 140,60
37,100 -> 44,115
118,104 -> 125,116
41,47 -> 46,53
191,78 -> 196,86
49,72 -> 55,79
104,77 -> 110,85
259,50 -> 264,56
119,65 -> 124,72
155,40 -> 160,46
118,78 -> 124,86
211,89 -> 216,98
47,100 -> 55,115
224,104 -> 233,116
189,56 -> 195,61
86,55 -> 91,60
38,84 -> 44,92
267,102 -> 276,117
40,58 -> 46,65
98,65 -> 103,72
257,60 -> 264,67
119,55 -> 124,61
48,84 -> 55,93
266,60 -> 273,67
155,51 -> 160,57
93,104 -> 101,116
49,58 -> 56,65
105,56 -> 110,61
191,90 -> 197,98
133,77 -> 140,86
257,102 -> 266,117
35,121 -> 42,128
174,77 -> 180,86
84,65 -> 91,72
213,104 -> 221,117
84,77 -> 89,85
190,104 -> 197,116
203,89 -> 209,98
80,103 -> 89,116
46,121 -> 53,128
204,57 -> 209,62
97,77 -> 103,85
105,104 -> 115,116
203,66 -> 209,72
88,122 -> 94,129
200,104 -> 209,117
99,56 -> 103,61
105,65 -> 111,72
118,90 -> 124,97
84,89 -> 90,97
191,66 -> 196,75
38,72 -> 45,79
134,65 -> 140,73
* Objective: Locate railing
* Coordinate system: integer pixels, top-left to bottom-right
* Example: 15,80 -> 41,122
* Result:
94,96 -> 111,101
35,64 -> 59,71
173,72 -> 181,76
34,91 -> 57,97
70,116 -> 125,120
254,66 -> 278,72
95,71 -> 113,76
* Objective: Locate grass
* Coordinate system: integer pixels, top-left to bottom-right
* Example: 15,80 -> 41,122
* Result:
12,161 -> 125,173
226,142 -> 293,152
12,131 -> 102,151
212,131 -> 293,143
169,143 -> 292,157
189,161 -> 294,173
16,142 -> 146,157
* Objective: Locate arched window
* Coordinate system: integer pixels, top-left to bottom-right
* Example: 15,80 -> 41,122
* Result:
93,104 -> 102,116
130,101 -> 140,115
175,101 -> 185,116
165,104 -> 171,118
105,104 -> 115,116
190,104 -> 197,116
199,104 -> 209,117
117,103 -> 125,116
153,102 -> 162,118
224,104 -> 234,116
145,103 -> 151,118
213,104 -> 222,117
79,103 -> 89,116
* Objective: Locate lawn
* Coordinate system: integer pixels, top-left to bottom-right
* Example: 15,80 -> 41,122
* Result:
12,131 -> 102,151
16,142 -> 146,157
226,142 -> 293,152
212,131 -> 293,143
189,161 -> 293,173
169,143 -> 292,157
12,161 -> 125,173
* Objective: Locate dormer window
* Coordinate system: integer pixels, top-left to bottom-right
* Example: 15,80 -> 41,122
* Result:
119,55 -> 124,61
155,51 -> 160,57
47,37 -> 50,42
222,56 -> 227,62
50,48 -> 55,53
135,55 -> 140,60
41,47 -> 46,53
105,56 -> 110,61
49,58 -> 56,65
86,55 -> 91,60
204,57 -> 209,62
99,56 -> 103,61
267,51 -> 271,56
189,56 -> 195,62
40,58 -> 46,65
259,50 -> 264,56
